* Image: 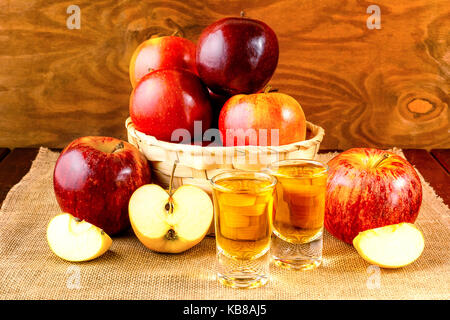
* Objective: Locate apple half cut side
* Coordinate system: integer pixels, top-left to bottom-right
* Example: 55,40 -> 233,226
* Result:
47,213 -> 112,262
353,223 -> 425,268
129,184 -> 214,254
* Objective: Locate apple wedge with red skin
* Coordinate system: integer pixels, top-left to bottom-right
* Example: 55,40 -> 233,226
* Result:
325,148 -> 422,244
130,69 -> 212,142
196,17 -> 279,96
53,136 -> 151,236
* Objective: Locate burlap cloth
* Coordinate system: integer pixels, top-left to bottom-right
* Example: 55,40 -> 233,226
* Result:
0,148 -> 448,300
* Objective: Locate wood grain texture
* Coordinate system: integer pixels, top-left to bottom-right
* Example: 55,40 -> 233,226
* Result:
403,149 -> 449,205
0,148 -> 39,204
0,148 -> 10,162
0,0 -> 448,149
431,149 -> 450,173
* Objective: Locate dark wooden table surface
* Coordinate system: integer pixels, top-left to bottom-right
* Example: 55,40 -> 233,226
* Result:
0,148 -> 448,207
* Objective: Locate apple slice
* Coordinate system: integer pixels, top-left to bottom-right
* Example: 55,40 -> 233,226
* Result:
221,223 -> 267,241
353,223 -> 424,268
129,184 -> 213,253
47,213 -> 112,262
220,209 -> 250,228
220,203 -> 267,217
220,193 -> 256,206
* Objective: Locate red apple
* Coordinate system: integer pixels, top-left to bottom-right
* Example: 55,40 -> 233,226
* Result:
218,92 -> 306,146
129,36 -> 197,87
130,69 -> 212,142
325,148 -> 422,244
196,17 -> 279,96
208,88 -> 230,130
53,136 -> 151,235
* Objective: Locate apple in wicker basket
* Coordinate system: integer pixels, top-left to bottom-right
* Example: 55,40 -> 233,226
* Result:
129,36 -> 197,88
325,148 -> 423,244
53,136 -> 151,236
130,68 -> 212,142
218,91 -> 307,146
208,88 -> 230,130
196,16 -> 279,96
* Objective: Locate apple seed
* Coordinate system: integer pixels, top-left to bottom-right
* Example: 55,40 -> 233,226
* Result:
165,202 -> 174,213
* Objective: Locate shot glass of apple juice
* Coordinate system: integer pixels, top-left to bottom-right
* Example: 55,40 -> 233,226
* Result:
268,159 -> 328,270
210,171 -> 277,288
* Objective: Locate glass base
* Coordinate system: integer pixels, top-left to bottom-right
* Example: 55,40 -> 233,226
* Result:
271,233 -> 323,271
272,256 -> 322,270
216,247 -> 270,289
218,273 -> 268,289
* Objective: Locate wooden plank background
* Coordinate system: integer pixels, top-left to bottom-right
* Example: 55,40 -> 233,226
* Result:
0,0 -> 448,149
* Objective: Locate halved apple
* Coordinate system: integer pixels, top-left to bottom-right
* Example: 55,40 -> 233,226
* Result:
353,223 -> 425,268
47,213 -> 112,262
129,184 -> 213,253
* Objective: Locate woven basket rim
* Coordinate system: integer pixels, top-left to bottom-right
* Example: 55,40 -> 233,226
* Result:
125,117 -> 324,153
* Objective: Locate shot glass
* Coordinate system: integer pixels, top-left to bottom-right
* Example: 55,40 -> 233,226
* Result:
210,171 -> 277,288
268,159 -> 328,270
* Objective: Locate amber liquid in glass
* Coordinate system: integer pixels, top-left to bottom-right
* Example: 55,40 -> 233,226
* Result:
272,163 -> 327,243
214,179 -> 273,260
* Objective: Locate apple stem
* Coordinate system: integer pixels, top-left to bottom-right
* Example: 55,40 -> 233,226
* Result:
263,85 -> 278,94
166,160 -> 179,214
168,160 -> 179,197
374,153 -> 390,168
171,27 -> 181,37
112,141 -> 124,153
240,10 -> 245,17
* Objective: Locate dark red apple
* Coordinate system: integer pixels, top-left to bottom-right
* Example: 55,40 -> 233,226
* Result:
325,148 -> 423,244
218,92 -> 306,146
53,136 -> 151,235
130,69 -> 212,142
208,88 -> 230,130
129,36 -> 197,87
196,17 -> 279,96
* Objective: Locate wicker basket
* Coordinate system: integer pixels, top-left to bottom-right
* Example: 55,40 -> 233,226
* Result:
125,117 -> 325,194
